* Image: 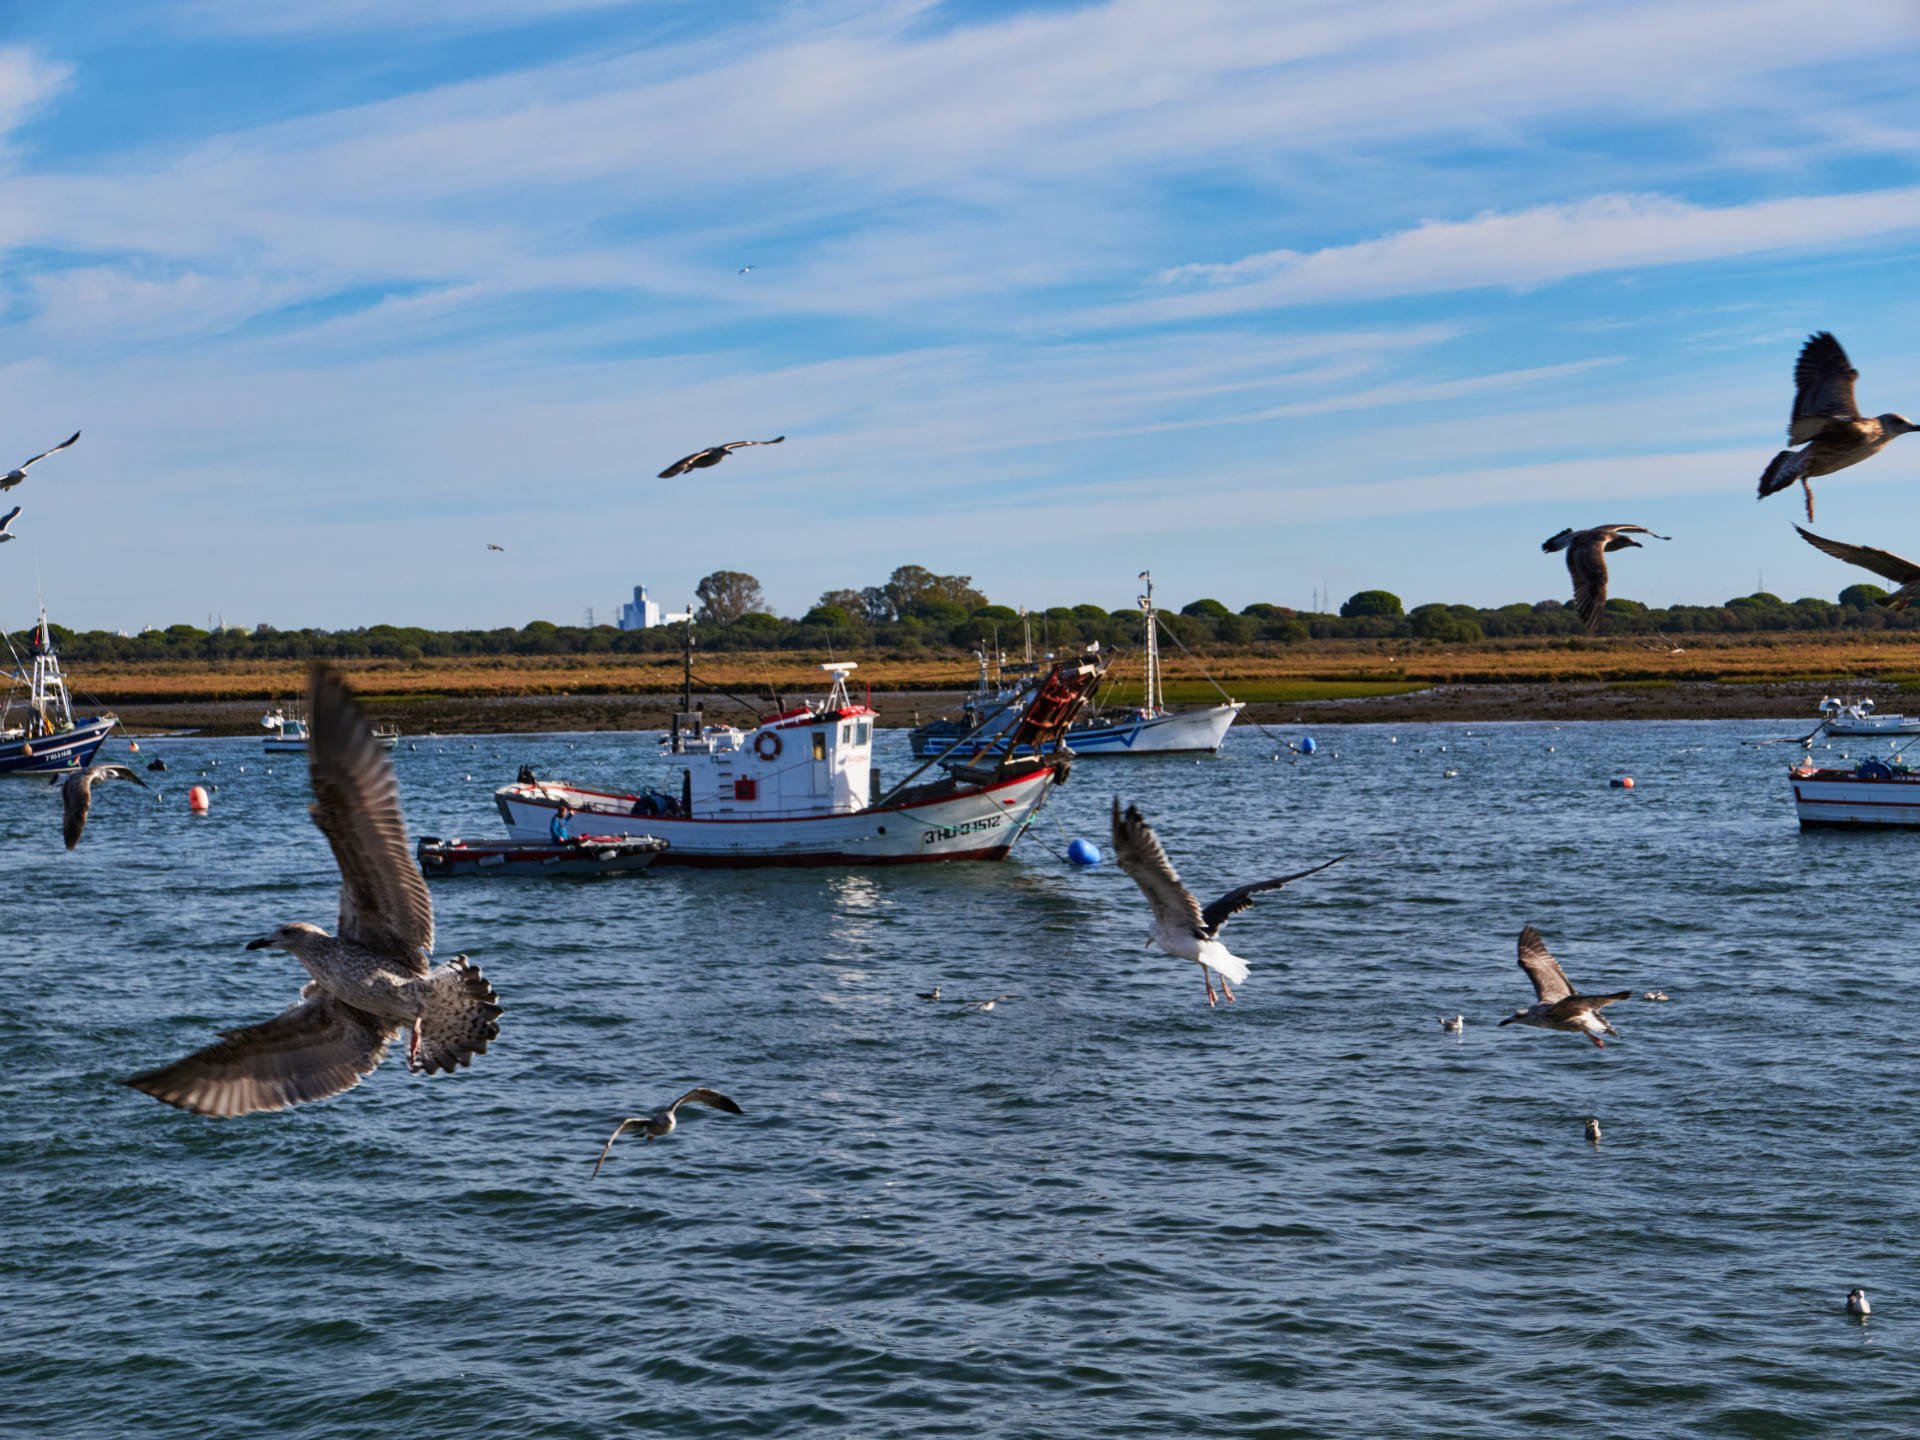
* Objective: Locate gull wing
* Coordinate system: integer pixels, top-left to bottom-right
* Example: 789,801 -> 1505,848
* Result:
60,770 -> 96,850
671,1087 -> 744,1116
122,989 -> 396,1117
308,665 -> 434,969
592,1118 -> 644,1178
1565,533 -> 1610,632
17,431 -> 80,472
1547,990 -> 1631,1022
657,448 -> 716,479
1795,527 -> 1920,607
1789,332 -> 1861,443
1199,855 -> 1347,935
1111,798 -> 1206,938
1517,926 -> 1575,1004
0,505 -> 19,534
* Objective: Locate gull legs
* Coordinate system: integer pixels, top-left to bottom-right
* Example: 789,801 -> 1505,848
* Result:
409,1016 -> 422,1067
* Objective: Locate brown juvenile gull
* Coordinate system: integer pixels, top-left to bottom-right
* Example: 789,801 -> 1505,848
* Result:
52,763 -> 148,849
1795,526 -> 1920,611
1499,925 -> 1631,1049
1541,525 -> 1671,633
0,505 -> 19,542
1,430 -> 79,492
657,436 -> 784,479
123,665 -> 502,1117
593,1088 -> 743,1176
1111,797 -> 1345,1007
1758,332 -> 1916,522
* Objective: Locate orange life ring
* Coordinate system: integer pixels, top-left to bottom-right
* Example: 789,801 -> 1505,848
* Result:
754,731 -> 782,761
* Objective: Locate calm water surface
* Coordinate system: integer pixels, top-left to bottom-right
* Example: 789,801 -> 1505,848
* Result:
4,721 -> 1918,1438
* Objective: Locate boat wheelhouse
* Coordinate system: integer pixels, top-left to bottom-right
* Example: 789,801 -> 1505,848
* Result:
493,657 -> 1107,866
0,609 -> 116,778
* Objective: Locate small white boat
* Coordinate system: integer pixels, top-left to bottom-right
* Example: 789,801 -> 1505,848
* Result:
493,656 -> 1107,867
417,833 -> 669,877
264,707 -> 399,752
1816,696 -> 1920,737
1788,756 -> 1920,827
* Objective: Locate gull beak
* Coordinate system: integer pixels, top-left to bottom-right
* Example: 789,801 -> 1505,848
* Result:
245,936 -> 275,950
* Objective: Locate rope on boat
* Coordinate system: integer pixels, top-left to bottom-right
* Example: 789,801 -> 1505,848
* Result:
1152,615 -> 1295,749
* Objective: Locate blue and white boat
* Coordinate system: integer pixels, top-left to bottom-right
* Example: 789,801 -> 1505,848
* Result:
0,609 -> 117,778
909,573 -> 1241,760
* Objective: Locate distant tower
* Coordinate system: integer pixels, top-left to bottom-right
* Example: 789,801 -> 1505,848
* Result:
617,584 -> 693,631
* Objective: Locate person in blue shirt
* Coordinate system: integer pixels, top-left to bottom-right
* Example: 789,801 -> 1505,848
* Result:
550,801 -> 576,845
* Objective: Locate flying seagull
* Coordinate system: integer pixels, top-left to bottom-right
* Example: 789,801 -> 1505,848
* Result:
486,543 -> 505,552
1,431 -> 79,492
1111,797 -> 1344,1006
657,436 -> 785,479
1541,525 -> 1671,632
1499,925 -> 1631,1049
1758,333 -> 1915,522
592,1088 -> 743,1176
738,266 -> 753,275
123,665 -> 503,1117
1795,526 -> 1920,610
52,763 -> 149,849
0,506 -> 18,542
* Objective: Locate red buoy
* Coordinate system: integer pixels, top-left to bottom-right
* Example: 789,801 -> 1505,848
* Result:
188,785 -> 211,813
1609,776 -> 1635,789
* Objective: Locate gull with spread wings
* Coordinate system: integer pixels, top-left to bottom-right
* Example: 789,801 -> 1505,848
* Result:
0,506 -> 20,542
1795,526 -> 1920,611
123,665 -> 502,1117
1758,332 -> 1916,522
1,431 -> 79,492
1541,525 -> 1670,633
657,436 -> 785,479
52,763 -> 148,849
1498,926 -> 1631,1049
593,1088 -> 744,1176
1111,797 -> 1344,1006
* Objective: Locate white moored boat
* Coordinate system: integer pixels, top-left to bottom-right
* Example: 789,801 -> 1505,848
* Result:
493,658 -> 1106,867
1816,696 -> 1920,737
1788,755 -> 1920,828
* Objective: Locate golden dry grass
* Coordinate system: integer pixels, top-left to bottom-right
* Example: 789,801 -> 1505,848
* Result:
52,632 -> 1920,704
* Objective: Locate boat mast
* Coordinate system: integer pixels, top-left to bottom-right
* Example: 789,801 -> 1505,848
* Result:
1138,571 -> 1162,715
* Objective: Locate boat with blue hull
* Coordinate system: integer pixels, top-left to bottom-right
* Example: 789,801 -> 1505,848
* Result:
0,611 -> 116,778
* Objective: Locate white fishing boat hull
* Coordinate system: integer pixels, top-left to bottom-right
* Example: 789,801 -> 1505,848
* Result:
1789,764 -> 1920,828
1823,717 -> 1920,737
493,767 -> 1059,866
1065,702 -> 1242,755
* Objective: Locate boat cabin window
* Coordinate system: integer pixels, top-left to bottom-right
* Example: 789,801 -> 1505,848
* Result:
840,723 -> 851,744
855,721 -> 870,744
811,732 -> 827,761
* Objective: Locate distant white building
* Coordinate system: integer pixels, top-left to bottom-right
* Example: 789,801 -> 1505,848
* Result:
618,585 -> 692,631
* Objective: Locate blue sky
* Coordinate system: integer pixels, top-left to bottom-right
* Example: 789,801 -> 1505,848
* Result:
2,0 -> 1919,630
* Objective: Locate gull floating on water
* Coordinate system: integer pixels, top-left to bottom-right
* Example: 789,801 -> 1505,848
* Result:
52,763 -> 148,849
1499,926 -> 1631,1049
1848,1288 -> 1871,1317
1642,990 -> 1670,1002
1,431 -> 79,492
1111,797 -> 1344,1006
1795,527 -> 1920,611
1541,525 -> 1671,633
1585,1118 -> 1602,1144
593,1088 -> 743,1176
657,436 -> 785,479
1758,333 -> 1915,522
123,666 -> 502,1117
965,994 -> 1013,1012
917,987 -> 941,1000
0,505 -> 19,542
1438,1014 -> 1464,1032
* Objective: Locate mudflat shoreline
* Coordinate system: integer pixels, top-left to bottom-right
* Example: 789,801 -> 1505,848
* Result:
99,679 -> 1859,736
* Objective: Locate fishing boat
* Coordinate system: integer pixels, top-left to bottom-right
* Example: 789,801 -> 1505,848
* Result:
908,573 -> 1241,759
264,707 -> 399,752
1815,696 -> 1920,737
0,609 -> 117,778
417,833 -> 669,877
1788,753 -> 1920,828
492,656 -> 1106,867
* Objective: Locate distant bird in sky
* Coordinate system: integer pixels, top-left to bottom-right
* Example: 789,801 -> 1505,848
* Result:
1848,1288 -> 1871,1317
486,543 -> 504,551
0,505 -> 18,542
1795,526 -> 1920,611
738,265 -> 753,274
1,431 -> 79,492
123,666 -> 502,1117
1541,525 -> 1671,632
592,1088 -> 743,1176
1758,333 -> 1915,522
52,763 -> 148,849
658,436 -> 785,479
1111,797 -> 1344,1006
1499,926 -> 1632,1049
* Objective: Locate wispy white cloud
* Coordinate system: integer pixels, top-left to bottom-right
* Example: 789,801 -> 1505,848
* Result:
176,0 -> 649,36
0,47 -> 72,154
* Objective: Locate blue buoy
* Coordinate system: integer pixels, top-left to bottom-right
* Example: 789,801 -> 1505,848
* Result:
1067,838 -> 1101,867
1299,736 -> 1317,754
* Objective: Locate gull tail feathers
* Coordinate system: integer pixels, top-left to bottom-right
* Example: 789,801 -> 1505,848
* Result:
411,956 -> 503,1075
1197,939 -> 1249,986
1757,448 -> 1807,499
